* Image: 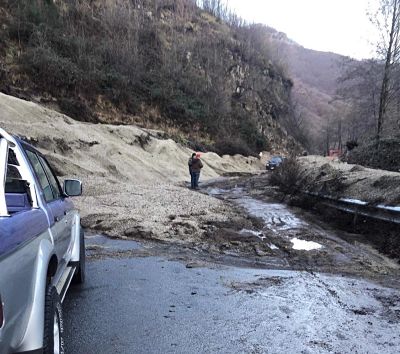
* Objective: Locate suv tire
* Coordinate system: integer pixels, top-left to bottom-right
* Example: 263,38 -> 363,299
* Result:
72,228 -> 85,284
43,286 -> 65,354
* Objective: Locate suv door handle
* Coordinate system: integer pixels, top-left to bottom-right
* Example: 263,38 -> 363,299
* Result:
54,216 -> 60,222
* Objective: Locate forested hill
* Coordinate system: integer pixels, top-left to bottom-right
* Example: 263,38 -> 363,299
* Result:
0,0 -> 299,156
264,27 -> 348,152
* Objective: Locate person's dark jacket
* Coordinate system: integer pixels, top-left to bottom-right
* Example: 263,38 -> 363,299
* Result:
191,158 -> 203,173
188,157 -> 194,173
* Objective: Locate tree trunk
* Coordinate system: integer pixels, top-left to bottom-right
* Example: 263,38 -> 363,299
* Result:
377,0 -> 399,144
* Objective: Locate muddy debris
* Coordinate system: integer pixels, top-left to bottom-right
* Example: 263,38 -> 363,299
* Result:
228,276 -> 287,294
299,155 -> 400,205
124,226 -> 154,240
81,165 -> 400,288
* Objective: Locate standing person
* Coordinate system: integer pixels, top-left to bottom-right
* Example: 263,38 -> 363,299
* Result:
188,153 -> 196,189
191,152 -> 203,189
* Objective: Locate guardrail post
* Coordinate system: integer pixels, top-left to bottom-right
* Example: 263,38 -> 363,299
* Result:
0,138 -> 9,216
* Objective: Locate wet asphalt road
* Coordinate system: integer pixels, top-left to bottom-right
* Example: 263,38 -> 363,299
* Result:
64,187 -> 400,354
63,242 -> 400,354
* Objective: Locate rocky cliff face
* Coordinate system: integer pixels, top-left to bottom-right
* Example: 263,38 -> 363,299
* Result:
0,0 -> 299,155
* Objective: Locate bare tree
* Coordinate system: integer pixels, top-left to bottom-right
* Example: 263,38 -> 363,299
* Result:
336,58 -> 382,142
373,0 -> 400,143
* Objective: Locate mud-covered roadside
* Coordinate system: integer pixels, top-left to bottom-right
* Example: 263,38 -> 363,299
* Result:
77,176 -> 263,251
81,172 -> 400,288
68,173 -> 400,354
299,156 -> 400,205
204,174 -> 400,284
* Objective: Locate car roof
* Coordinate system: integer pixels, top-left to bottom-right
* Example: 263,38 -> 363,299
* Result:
16,137 -> 43,156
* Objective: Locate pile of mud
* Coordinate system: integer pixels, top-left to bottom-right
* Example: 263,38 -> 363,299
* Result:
299,156 -> 400,206
0,93 -> 262,183
347,137 -> 400,172
0,92 -> 264,245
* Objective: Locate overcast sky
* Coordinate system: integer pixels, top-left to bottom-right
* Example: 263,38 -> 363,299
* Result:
225,0 -> 379,59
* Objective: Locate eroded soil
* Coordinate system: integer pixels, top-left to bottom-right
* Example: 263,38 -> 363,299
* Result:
87,173 -> 400,289
76,174 -> 400,353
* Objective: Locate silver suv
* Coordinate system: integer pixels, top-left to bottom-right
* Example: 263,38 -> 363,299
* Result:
0,128 -> 85,354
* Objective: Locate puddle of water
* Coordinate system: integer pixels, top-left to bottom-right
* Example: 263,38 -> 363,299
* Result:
239,229 -> 280,250
207,187 -> 244,197
240,229 -> 263,237
208,187 -> 319,253
236,197 -> 305,231
207,188 -> 227,196
290,238 -> 322,251
268,243 -> 279,250
240,229 -> 268,241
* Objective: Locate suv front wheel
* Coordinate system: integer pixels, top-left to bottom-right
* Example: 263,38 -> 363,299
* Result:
43,286 -> 65,354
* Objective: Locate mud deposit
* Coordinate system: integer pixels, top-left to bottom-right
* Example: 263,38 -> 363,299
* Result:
78,176 -> 400,353
87,174 -> 400,286
198,179 -> 399,286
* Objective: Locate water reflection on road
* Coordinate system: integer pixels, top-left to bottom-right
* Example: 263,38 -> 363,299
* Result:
206,187 -> 322,251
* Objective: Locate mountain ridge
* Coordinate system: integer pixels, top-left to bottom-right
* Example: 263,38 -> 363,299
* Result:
264,26 -> 349,151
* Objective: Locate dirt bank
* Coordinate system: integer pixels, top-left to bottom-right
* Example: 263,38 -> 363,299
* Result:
0,92 -> 263,247
299,155 -> 400,205
0,93 -> 262,183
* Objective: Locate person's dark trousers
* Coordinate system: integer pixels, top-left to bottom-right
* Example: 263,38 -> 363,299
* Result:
190,172 -> 196,189
193,172 -> 200,188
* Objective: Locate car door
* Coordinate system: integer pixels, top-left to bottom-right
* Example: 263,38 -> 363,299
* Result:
24,149 -> 72,271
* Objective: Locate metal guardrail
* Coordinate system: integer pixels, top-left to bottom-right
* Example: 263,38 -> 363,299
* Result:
303,191 -> 400,225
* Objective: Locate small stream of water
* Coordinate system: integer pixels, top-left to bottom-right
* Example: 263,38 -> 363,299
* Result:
207,187 -> 323,251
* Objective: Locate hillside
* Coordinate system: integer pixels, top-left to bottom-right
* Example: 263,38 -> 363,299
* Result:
265,28 -> 348,152
0,0 -> 299,156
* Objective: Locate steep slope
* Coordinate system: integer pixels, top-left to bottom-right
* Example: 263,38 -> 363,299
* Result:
0,92 -> 262,183
0,0 -> 298,155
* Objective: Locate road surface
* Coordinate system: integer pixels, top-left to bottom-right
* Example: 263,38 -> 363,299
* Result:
63,236 -> 400,354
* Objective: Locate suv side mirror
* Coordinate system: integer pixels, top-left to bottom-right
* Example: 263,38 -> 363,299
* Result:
63,179 -> 82,197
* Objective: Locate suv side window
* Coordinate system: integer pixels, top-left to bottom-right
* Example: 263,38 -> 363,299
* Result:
25,150 -> 55,203
37,155 -> 62,200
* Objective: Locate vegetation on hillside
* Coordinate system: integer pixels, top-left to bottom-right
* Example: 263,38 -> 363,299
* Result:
347,136 -> 400,172
263,26 -> 349,154
335,0 -> 400,167
0,0 -> 299,156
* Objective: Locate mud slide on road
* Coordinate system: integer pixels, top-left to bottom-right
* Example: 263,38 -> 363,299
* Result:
72,178 -> 400,353
201,181 -> 400,286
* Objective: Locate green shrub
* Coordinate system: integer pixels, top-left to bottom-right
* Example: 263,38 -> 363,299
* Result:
21,47 -> 82,93
213,138 -> 253,156
8,0 -> 59,43
236,115 -> 268,153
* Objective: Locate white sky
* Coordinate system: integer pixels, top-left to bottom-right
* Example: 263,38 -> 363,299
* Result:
226,0 -> 380,59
